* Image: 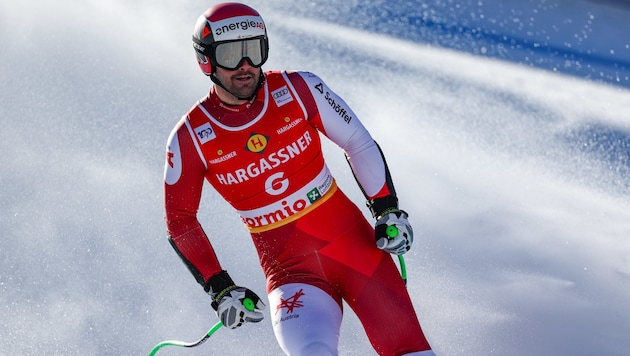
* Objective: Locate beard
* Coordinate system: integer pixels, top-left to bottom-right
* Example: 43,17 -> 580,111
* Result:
217,68 -> 261,100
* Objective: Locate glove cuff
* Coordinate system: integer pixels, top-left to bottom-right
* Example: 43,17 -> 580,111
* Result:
376,208 -> 407,221
204,270 -> 235,295
368,195 -> 398,218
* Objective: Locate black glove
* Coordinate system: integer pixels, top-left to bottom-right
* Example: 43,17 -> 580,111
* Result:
205,271 -> 265,329
374,208 -> 414,255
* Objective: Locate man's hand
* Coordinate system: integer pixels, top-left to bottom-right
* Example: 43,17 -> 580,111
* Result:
375,209 -> 414,255
213,286 -> 265,329
206,271 -> 265,329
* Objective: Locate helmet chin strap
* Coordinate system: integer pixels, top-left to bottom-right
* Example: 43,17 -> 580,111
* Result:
210,71 -> 265,102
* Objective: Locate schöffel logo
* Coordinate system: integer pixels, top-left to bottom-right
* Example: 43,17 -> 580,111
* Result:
314,82 -> 324,94
194,123 -> 216,144
314,82 -> 352,124
324,91 -> 352,124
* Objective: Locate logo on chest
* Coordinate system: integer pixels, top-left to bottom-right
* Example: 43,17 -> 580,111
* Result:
194,123 -> 217,144
271,85 -> 293,107
245,133 -> 269,153
214,131 -> 313,186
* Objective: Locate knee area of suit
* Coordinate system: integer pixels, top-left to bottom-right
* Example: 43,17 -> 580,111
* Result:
300,341 -> 337,356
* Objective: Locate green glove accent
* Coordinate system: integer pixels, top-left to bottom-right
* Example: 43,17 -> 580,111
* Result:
386,225 -> 399,238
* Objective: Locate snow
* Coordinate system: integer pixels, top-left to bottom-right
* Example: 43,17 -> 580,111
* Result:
1,0 -> 629,355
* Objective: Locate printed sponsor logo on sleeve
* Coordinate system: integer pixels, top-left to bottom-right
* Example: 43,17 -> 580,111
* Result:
313,82 -> 352,124
324,92 -> 352,124
314,82 -> 324,94
164,133 -> 182,185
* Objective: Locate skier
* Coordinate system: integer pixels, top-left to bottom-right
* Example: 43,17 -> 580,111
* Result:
163,2 -> 435,355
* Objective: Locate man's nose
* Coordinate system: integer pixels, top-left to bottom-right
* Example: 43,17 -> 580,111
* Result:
236,57 -> 254,70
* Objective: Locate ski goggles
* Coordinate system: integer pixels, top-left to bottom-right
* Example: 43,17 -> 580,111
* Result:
212,37 -> 268,70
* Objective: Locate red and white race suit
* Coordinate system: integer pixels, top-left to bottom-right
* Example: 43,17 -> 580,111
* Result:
164,71 -> 432,355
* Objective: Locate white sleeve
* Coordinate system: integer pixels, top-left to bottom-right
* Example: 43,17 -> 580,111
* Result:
297,72 -> 390,198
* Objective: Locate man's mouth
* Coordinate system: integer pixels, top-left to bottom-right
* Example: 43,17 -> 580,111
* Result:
235,73 -> 253,82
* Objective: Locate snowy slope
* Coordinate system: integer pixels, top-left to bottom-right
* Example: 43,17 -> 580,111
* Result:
1,1 -> 629,355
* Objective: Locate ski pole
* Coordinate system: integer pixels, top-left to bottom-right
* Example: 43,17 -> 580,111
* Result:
398,254 -> 407,286
384,223 -> 408,286
148,320 -> 223,356
149,254 -> 408,355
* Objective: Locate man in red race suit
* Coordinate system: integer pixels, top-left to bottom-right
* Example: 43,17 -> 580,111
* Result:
163,3 -> 435,355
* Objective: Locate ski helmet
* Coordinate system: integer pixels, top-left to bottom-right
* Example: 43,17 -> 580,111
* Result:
192,2 -> 269,76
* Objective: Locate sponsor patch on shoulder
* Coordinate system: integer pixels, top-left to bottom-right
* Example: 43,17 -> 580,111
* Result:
272,85 -> 293,107
194,122 -> 216,144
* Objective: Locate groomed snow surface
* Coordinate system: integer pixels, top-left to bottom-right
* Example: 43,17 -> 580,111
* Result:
1,1 -> 629,355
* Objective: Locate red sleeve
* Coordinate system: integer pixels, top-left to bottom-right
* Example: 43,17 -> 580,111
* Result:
164,118 -> 222,286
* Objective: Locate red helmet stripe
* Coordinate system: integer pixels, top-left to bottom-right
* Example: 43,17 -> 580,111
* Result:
202,23 -> 212,39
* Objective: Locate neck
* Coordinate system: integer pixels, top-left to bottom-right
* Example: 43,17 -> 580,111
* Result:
213,84 -> 249,106
210,88 -> 254,113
